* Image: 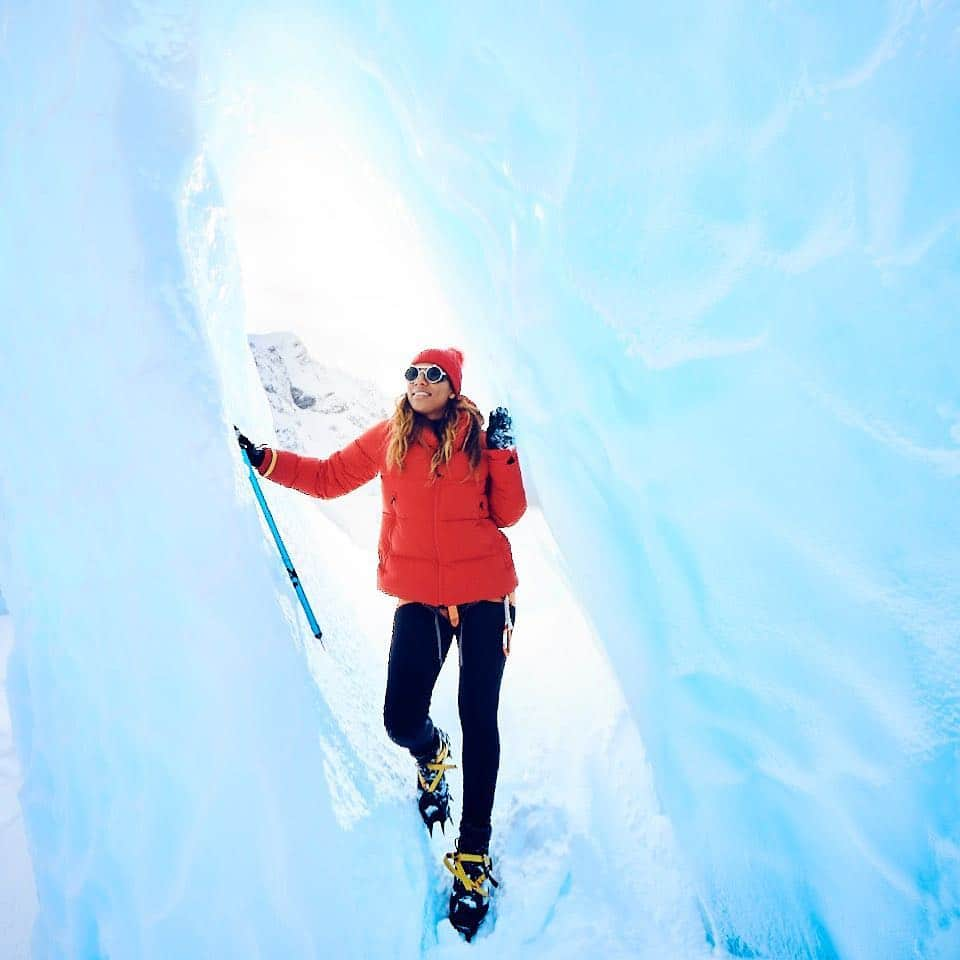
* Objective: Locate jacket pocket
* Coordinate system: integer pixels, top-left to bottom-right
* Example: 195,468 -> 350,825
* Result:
379,502 -> 397,564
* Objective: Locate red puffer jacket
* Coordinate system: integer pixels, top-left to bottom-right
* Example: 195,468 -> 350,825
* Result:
255,402 -> 526,606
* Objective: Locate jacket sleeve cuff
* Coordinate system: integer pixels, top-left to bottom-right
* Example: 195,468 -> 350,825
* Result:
258,447 -> 278,478
486,446 -> 517,465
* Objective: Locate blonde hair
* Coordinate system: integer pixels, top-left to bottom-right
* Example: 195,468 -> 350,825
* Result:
386,394 -> 484,478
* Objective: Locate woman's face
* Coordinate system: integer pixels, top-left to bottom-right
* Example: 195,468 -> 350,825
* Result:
407,365 -> 454,421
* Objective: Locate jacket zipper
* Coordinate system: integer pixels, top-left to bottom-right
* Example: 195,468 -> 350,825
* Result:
433,472 -> 442,604
433,465 -> 443,663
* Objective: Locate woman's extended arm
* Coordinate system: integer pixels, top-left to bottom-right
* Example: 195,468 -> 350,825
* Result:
255,420 -> 386,499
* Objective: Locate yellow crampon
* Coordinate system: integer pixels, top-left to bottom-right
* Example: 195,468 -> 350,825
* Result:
443,850 -> 498,898
418,738 -> 457,794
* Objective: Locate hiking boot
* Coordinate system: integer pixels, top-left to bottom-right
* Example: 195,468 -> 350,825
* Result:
444,839 -> 499,942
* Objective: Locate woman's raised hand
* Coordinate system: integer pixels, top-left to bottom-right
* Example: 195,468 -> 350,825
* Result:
486,407 -> 515,450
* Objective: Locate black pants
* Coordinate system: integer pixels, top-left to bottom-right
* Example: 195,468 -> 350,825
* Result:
383,600 -> 514,849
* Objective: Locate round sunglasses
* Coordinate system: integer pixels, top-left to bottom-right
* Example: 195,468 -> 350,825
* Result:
404,364 -> 448,384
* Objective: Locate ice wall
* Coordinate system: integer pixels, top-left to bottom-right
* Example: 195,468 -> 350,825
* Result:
219,3 -> 959,958
3,2 -> 958,958
0,6 -> 423,956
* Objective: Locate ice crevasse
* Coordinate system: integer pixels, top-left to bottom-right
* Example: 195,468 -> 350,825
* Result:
1,3 -> 959,959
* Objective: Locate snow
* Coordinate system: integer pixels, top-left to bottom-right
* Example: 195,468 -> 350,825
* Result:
2,2 -> 959,958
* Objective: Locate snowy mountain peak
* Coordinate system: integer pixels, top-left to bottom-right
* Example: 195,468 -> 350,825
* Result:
249,332 -> 395,454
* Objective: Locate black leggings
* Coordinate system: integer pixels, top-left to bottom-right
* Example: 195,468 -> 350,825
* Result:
383,600 -> 514,845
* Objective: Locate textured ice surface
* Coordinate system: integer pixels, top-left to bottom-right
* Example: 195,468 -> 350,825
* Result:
285,6 -> 958,959
2,2 -> 959,958
0,8 -> 421,957
0,5 -> 705,956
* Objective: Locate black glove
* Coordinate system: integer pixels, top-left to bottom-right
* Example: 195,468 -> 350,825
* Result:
486,407 -> 515,450
235,428 -> 267,469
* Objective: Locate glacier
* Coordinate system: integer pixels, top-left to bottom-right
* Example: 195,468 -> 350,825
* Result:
2,2 -> 959,958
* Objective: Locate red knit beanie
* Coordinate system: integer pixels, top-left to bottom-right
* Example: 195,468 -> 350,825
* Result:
410,347 -> 464,396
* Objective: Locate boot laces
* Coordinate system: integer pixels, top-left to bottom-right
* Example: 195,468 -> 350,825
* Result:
418,735 -> 456,794
443,850 -> 499,899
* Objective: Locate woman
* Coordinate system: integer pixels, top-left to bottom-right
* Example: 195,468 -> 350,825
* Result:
237,346 -> 526,941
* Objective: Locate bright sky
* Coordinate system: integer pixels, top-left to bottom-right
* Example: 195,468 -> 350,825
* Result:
203,29 -> 463,392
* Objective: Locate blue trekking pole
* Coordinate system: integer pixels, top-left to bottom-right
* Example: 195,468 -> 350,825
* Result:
234,425 -> 324,645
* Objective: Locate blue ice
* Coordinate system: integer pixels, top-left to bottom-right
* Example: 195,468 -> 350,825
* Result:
2,2 -> 959,959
